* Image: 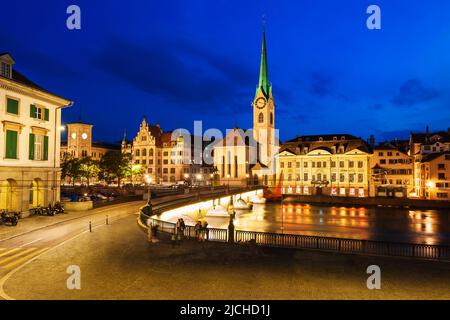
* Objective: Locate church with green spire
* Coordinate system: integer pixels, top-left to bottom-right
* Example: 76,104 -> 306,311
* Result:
253,23 -> 276,167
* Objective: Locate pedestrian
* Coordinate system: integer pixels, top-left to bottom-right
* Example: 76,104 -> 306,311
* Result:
194,221 -> 202,241
202,220 -> 209,241
180,218 -> 186,239
176,218 -> 181,236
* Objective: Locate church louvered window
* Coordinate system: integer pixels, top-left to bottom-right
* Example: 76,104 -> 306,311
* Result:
258,112 -> 264,123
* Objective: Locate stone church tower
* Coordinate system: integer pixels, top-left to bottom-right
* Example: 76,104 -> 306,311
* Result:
252,25 -> 276,165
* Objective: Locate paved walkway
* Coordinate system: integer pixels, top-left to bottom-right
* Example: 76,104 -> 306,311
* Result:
0,188 -> 235,242
3,213 -> 450,300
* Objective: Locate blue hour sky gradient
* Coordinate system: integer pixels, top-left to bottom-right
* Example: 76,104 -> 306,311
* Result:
1,0 -> 450,144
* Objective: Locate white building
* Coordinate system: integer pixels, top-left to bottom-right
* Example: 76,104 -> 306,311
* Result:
0,53 -> 72,215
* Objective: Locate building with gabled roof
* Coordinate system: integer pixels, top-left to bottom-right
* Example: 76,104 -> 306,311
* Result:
122,117 -> 214,185
0,53 -> 72,215
370,141 -> 414,198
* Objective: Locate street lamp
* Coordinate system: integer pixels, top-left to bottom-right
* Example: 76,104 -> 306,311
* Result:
426,181 -> 434,189
245,173 -> 250,188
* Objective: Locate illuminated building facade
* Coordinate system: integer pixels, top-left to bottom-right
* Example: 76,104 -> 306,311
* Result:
370,141 -> 413,198
0,53 -> 72,215
60,122 -> 120,161
410,128 -> 450,200
122,117 -> 214,185
276,134 -> 371,197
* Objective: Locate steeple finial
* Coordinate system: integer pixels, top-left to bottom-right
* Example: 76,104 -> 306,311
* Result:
258,16 -> 271,97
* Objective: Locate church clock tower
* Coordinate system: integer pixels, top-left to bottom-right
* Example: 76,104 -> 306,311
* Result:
253,24 -> 275,165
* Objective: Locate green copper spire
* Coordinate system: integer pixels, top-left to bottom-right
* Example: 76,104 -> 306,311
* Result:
258,19 -> 271,97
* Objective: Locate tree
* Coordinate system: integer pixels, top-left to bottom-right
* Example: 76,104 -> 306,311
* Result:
126,163 -> 146,185
61,156 -> 82,186
99,151 -> 131,187
79,157 -> 100,187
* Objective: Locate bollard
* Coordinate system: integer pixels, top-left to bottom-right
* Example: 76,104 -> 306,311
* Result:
106,215 -> 109,225
89,221 -> 92,232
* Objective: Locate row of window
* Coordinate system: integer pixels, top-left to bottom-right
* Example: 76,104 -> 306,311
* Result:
285,173 -> 366,183
134,148 -> 187,158
280,160 -> 365,169
135,158 -> 187,165
377,151 -> 401,157
5,97 -> 50,121
380,179 -> 411,185
4,129 -> 48,160
135,148 -> 156,157
379,159 -> 411,165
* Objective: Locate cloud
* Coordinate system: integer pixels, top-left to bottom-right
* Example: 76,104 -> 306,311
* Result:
92,37 -> 254,112
391,79 -> 439,107
310,72 -> 332,97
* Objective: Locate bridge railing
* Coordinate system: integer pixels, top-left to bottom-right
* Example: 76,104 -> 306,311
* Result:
233,230 -> 450,261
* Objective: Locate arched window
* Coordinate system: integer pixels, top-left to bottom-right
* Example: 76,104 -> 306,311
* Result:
270,112 -> 273,125
135,149 -> 140,156
149,148 -> 154,156
142,148 -> 147,156
258,112 -> 264,123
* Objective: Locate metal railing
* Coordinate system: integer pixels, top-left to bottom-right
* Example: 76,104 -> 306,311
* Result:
234,230 -> 450,261
142,216 -> 450,262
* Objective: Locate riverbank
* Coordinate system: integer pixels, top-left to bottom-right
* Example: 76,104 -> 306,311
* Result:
282,195 -> 450,210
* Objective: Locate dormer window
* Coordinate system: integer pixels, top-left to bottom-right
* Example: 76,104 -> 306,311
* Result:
318,137 -> 323,141
1,62 -> 12,78
341,136 -> 346,140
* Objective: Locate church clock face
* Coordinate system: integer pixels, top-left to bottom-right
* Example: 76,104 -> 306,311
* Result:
255,97 -> 266,109
71,132 -> 77,140
81,133 -> 88,140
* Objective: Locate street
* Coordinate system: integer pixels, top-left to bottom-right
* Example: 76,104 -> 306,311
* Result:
0,202 -> 449,299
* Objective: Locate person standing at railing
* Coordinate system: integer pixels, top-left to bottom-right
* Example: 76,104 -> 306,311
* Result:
194,221 -> 202,241
202,220 -> 209,241
180,218 -> 186,240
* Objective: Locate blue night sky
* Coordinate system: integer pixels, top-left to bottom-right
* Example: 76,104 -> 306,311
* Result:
1,0 -> 450,144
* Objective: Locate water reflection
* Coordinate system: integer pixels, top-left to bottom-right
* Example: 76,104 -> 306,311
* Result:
160,201 -> 450,245
233,203 -> 450,245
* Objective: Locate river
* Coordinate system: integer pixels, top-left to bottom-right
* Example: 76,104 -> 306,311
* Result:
161,202 -> 450,245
